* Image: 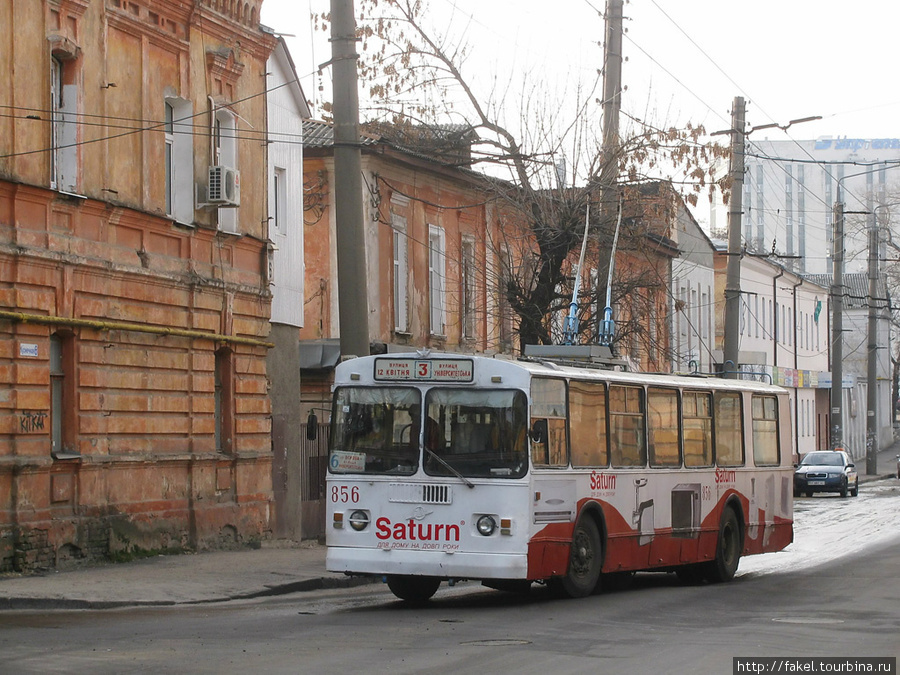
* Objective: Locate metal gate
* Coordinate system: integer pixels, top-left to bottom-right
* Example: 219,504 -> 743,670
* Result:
299,422 -> 330,540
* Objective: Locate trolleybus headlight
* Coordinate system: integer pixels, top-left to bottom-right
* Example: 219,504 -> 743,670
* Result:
348,510 -> 370,531
476,515 -> 497,536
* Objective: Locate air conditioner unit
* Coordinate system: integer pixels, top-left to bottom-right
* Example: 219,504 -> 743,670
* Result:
208,165 -> 240,207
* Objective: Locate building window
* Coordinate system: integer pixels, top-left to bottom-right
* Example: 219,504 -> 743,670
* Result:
214,108 -> 239,233
273,167 -> 286,232
428,224 -> 446,336
50,55 -> 78,193
461,236 -> 476,340
50,333 -> 75,458
163,96 -> 193,223
215,348 -> 235,454
498,249 -> 513,352
392,213 -> 409,333
165,102 -> 175,215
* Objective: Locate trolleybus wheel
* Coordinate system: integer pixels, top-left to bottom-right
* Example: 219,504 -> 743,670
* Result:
705,507 -> 742,583
386,575 -> 441,603
558,517 -> 602,598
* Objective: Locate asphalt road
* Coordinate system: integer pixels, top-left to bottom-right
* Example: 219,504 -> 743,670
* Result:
2,484 -> 899,675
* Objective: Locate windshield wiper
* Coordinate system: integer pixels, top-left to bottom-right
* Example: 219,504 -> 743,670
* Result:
424,447 -> 474,488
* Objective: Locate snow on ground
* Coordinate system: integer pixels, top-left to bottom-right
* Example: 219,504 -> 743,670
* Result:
738,478 -> 900,576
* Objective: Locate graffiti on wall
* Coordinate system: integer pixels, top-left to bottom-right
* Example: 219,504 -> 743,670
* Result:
18,411 -> 47,433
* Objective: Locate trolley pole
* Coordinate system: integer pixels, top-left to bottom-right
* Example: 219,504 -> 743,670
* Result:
331,0 -> 370,359
722,97 -> 746,379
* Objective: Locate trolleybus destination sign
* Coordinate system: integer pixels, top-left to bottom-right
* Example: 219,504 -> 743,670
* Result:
373,357 -> 474,382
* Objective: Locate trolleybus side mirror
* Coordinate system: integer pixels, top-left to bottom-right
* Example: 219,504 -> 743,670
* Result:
306,410 -> 318,441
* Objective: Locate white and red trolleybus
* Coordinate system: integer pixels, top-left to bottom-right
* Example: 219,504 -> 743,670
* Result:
325,351 -> 793,602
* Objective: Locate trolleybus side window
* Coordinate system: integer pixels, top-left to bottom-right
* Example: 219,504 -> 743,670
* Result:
424,388 -> 528,478
569,380 -> 608,468
751,394 -> 780,466
329,387 -> 420,475
530,377 -> 567,468
609,385 -> 646,468
715,391 -> 744,467
648,387 -> 681,467
683,391 -> 714,467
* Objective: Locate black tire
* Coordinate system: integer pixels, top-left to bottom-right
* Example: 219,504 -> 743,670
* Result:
386,575 -> 441,603
558,517 -> 603,598
805,491 -> 813,498
705,507 -> 742,583
840,479 -> 848,498
793,486 -> 800,498
850,484 -> 858,497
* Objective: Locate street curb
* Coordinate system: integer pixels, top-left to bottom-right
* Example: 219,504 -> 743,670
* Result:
0,574 -> 378,612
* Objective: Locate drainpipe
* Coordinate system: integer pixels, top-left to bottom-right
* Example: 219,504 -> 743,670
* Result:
792,276 -> 804,462
772,268 -> 785,372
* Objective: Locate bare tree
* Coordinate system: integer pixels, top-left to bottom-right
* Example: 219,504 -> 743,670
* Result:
317,0 -> 727,355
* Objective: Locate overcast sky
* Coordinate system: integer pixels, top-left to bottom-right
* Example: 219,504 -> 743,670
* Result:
260,0 -> 900,141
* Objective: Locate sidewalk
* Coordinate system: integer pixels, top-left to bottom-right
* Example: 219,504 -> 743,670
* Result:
0,540 -> 373,611
1,447 -> 896,612
855,442 -> 899,484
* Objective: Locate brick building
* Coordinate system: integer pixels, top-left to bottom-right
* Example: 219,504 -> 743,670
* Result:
0,0 -> 276,571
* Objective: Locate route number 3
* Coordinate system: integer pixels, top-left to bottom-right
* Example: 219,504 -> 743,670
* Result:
331,486 -> 360,503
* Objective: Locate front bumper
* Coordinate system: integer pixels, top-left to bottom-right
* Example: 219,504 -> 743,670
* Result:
326,546 -> 529,580
794,473 -> 853,494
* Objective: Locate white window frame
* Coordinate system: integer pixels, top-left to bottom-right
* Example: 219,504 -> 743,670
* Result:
163,97 -> 194,224
392,213 -> 409,333
51,55 -> 78,193
214,108 -> 238,233
428,224 -> 446,336
165,102 -> 175,216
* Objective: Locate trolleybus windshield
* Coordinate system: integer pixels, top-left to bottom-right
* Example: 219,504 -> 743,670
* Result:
329,387 -> 421,475
423,388 -> 528,479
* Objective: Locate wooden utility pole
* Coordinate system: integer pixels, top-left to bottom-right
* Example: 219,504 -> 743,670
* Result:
331,0 -> 370,359
830,199 -> 844,450
722,97 -> 746,378
596,0 -> 623,344
865,207 -> 878,472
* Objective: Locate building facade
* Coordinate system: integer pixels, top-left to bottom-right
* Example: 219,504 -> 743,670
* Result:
0,0 -> 277,571
712,250 -> 831,459
670,192 -> 716,375
714,137 -> 900,276
265,36 -> 309,540
806,272 -> 893,462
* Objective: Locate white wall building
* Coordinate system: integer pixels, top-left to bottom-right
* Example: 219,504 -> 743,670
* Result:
713,248 -> 831,459
671,200 -> 716,375
806,273 -> 893,463
708,137 -> 900,276
265,36 -> 311,539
